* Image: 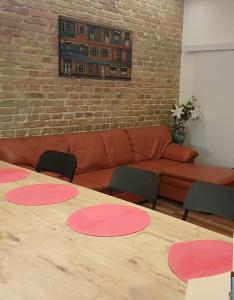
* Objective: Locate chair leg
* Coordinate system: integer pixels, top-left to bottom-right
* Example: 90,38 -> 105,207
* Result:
109,190 -> 113,196
151,198 -> 158,210
182,209 -> 189,221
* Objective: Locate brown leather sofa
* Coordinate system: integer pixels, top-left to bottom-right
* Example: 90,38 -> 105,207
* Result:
1,126 -> 234,203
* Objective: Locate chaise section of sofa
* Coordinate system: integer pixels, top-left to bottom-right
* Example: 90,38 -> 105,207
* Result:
160,163 -> 234,202
0,125 -> 202,203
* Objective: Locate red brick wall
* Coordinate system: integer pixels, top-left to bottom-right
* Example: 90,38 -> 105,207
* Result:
0,0 -> 184,137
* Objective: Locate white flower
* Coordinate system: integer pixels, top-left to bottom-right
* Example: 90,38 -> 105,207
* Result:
190,98 -> 202,120
190,106 -> 202,120
171,105 -> 184,119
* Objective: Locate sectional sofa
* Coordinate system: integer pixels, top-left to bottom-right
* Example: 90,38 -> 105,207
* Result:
1,126 -> 234,203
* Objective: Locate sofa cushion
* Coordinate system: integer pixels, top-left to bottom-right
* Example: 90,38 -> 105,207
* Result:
100,128 -> 134,167
163,143 -> 198,163
126,126 -> 172,162
0,135 -> 69,167
73,168 -> 115,191
133,159 -> 181,174
67,132 -> 109,174
163,163 -> 234,184
0,137 -> 36,167
31,135 -> 69,167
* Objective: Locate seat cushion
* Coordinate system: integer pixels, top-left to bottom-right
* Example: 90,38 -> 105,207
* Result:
99,128 -> 134,167
40,171 -> 69,181
163,164 -> 234,185
111,192 -> 144,204
67,132 -> 109,174
126,126 -> 172,162
161,175 -> 192,189
131,159 -> 181,175
73,168 -> 116,191
17,165 -> 34,171
17,165 -> 69,181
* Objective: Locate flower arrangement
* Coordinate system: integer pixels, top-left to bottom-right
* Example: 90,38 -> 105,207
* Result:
170,96 -> 202,130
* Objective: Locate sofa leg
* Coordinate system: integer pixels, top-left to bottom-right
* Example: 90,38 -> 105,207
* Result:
182,209 -> 189,221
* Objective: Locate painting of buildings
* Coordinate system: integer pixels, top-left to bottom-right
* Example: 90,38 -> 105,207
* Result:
59,16 -> 132,80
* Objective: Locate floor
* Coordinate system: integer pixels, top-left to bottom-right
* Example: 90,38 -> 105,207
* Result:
144,198 -> 234,237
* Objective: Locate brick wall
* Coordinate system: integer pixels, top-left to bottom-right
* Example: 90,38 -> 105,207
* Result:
0,0 -> 184,138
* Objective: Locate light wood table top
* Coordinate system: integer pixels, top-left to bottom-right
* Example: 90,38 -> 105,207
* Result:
0,161 -> 231,300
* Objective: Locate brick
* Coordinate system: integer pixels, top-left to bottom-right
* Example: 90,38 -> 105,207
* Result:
0,107 -> 19,114
14,115 -> 26,122
0,99 -> 15,107
40,114 -> 51,121
27,114 -> 39,121
28,128 -> 42,135
41,128 -> 53,135
15,129 -> 28,136
52,127 -> 65,134
29,93 -> 44,99
45,106 -> 67,113
22,120 -> 45,128
15,100 -> 28,107
31,10 -> 55,20
1,130 -> 15,138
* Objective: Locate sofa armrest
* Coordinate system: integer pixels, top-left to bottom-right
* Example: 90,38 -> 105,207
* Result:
163,143 -> 198,163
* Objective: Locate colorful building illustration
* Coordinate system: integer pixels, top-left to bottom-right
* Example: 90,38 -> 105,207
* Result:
59,16 -> 132,80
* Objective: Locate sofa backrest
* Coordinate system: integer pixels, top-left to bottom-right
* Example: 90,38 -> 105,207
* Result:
99,128 -> 134,167
66,131 -> 109,174
0,126 -> 173,171
0,135 -> 69,167
126,126 -> 172,162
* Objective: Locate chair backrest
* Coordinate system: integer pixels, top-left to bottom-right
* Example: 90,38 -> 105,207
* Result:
183,181 -> 234,221
35,150 -> 77,183
108,166 -> 160,209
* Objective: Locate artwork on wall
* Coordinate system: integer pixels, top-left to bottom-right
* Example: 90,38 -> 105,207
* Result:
59,16 -> 132,80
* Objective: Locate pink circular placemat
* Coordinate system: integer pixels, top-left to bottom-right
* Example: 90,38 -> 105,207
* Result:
168,240 -> 233,282
5,183 -> 78,206
67,204 -> 151,237
0,168 -> 30,183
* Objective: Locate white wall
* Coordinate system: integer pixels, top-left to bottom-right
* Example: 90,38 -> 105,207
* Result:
180,0 -> 234,167
182,0 -> 234,46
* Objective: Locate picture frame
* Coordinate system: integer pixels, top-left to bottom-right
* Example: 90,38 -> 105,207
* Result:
58,16 -> 132,80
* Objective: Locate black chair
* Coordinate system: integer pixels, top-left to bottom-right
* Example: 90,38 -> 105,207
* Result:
108,165 -> 160,210
182,181 -> 234,221
35,150 -> 77,183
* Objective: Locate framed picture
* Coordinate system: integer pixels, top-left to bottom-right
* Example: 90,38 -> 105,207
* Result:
59,16 -> 132,80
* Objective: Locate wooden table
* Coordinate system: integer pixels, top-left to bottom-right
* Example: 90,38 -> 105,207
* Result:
0,161 -> 231,300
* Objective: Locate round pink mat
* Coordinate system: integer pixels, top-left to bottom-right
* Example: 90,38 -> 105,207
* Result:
5,183 -> 78,206
0,168 -> 30,183
67,204 -> 151,237
168,240 -> 233,282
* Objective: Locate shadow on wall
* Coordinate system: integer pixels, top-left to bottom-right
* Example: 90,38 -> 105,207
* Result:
184,114 -> 205,146
185,118 -> 215,166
